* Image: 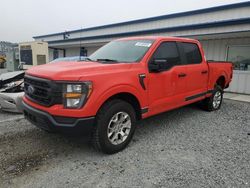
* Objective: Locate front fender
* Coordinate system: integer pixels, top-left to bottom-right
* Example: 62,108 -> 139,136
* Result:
92,84 -> 147,114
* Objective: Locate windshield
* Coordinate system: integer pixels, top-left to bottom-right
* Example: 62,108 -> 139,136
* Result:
89,39 -> 154,63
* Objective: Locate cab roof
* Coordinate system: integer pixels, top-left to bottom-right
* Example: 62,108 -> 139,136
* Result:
117,36 -> 199,43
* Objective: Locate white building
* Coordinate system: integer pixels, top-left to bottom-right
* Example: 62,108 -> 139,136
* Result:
34,2 -> 250,94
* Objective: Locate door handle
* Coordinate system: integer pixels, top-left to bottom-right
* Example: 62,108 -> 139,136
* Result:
178,73 -> 187,78
201,70 -> 208,74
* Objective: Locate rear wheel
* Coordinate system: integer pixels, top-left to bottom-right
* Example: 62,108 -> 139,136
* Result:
92,99 -> 136,154
202,85 -> 223,111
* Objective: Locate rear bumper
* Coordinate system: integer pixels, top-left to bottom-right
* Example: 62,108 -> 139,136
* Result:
22,101 -> 95,134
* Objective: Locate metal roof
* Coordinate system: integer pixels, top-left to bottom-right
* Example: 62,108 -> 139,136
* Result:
33,1 -> 250,39
48,17 -> 250,44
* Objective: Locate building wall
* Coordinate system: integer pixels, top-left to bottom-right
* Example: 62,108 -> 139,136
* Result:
48,48 -> 64,61
200,37 -> 250,61
229,71 -> 250,94
200,37 -> 250,94
65,46 -> 100,57
49,49 -> 53,61
65,47 -> 80,57
48,46 -> 101,61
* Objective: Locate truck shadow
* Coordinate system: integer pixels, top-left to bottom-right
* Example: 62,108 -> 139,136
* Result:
137,102 -> 202,129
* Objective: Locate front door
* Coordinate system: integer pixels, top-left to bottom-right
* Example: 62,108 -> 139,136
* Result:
147,41 -> 188,116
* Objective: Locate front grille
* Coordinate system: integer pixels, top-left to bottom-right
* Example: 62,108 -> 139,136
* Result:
24,75 -> 62,106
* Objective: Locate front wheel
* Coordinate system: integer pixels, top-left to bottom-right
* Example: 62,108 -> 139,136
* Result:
91,99 -> 136,154
202,85 -> 223,111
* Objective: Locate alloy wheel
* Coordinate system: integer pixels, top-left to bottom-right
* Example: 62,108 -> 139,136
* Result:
213,91 -> 222,109
107,112 -> 131,145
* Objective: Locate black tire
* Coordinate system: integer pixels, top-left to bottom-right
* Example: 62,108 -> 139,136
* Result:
202,85 -> 223,111
91,99 -> 136,154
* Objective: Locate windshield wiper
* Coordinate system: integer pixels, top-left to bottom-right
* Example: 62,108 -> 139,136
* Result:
96,58 -> 118,62
81,57 -> 93,62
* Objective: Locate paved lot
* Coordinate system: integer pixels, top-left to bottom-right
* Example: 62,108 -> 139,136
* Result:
224,92 -> 250,103
0,100 -> 249,188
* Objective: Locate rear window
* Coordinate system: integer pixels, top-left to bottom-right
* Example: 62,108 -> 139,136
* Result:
182,43 -> 202,64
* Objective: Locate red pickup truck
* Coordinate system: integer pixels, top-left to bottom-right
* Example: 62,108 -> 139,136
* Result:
22,36 -> 233,154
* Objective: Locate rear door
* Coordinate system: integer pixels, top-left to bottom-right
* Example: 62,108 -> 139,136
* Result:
178,42 -> 208,101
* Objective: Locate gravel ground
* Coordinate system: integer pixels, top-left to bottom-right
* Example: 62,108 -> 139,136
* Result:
0,99 -> 249,188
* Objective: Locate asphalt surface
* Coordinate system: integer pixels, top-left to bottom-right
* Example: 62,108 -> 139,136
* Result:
0,99 -> 249,188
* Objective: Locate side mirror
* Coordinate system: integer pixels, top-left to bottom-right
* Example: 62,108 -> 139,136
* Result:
148,59 -> 168,72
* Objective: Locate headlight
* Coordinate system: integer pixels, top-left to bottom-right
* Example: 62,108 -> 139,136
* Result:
2,79 -> 24,92
4,80 -> 23,89
63,82 -> 92,109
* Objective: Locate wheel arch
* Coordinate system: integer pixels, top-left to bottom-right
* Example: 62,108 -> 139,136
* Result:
103,92 -> 142,120
216,75 -> 226,89
94,85 -> 145,120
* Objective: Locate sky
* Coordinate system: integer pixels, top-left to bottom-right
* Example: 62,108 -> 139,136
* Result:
0,0 -> 249,43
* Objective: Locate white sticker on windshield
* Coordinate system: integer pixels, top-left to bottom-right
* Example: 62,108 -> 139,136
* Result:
135,42 -> 152,48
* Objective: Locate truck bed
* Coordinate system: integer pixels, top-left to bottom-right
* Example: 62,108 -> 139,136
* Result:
207,60 -> 232,64
207,61 -> 233,90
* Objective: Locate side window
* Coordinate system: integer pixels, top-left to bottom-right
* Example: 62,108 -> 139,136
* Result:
152,42 -> 181,70
182,43 -> 202,64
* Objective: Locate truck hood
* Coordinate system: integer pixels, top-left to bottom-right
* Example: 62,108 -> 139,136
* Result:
26,61 -> 133,81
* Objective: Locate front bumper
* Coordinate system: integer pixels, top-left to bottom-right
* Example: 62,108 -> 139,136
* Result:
22,101 -> 95,134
